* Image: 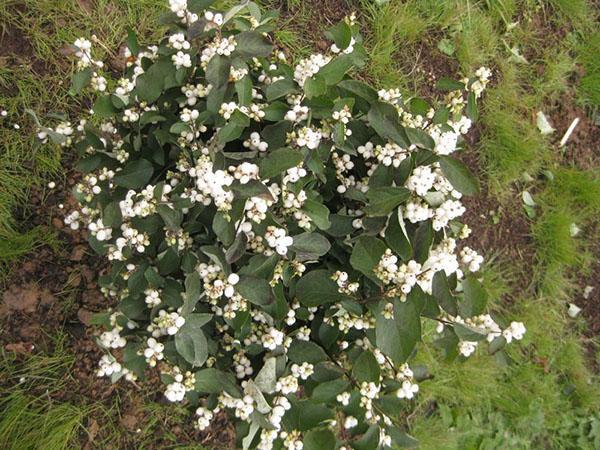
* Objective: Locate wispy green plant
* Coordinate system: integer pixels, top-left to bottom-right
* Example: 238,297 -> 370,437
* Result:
454,8 -> 500,70
533,47 -> 576,102
479,63 -> 550,190
547,0 -> 592,29
0,392 -> 86,450
576,31 -> 600,107
547,168 -> 600,216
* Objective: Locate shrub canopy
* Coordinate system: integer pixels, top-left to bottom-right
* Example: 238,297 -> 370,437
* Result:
39,1 -> 525,448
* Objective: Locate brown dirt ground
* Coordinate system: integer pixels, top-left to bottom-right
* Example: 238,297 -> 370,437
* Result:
1,1 -> 598,449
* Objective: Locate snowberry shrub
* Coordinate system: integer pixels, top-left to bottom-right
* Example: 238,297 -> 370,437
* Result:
40,1 -> 526,448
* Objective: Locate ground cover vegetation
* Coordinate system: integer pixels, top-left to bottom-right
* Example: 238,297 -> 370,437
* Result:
0,0 -> 598,449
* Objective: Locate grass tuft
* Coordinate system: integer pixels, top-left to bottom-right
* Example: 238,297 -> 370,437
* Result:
479,63 -> 549,189
0,392 -> 85,450
577,31 -> 600,107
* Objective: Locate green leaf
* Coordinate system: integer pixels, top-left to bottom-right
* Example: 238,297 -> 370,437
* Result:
377,292 -> 422,364
258,147 -> 303,179
144,266 -> 164,288
368,164 -> 393,188
235,76 -> 252,105
432,270 -> 458,316
236,276 -> 273,306
405,127 -> 435,150
262,121 -> 292,149
461,275 -> 488,317
245,380 -> 271,414
206,54 -> 231,87
186,312 -> 213,329
304,76 -> 327,98
242,422 -> 260,450
139,111 -> 166,126
326,20 -> 352,50
135,60 -> 173,103
175,324 -> 208,367
296,270 -> 351,307
365,186 -> 410,216
126,27 -> 140,54
254,357 -> 277,394
213,211 -> 235,246
293,401 -> 335,431
304,428 -> 336,450
71,68 -> 92,94
367,102 -> 410,147
489,336 -> 507,355
454,323 -> 488,341
169,122 -> 191,135
235,31 -> 273,58
466,91 -> 478,122
157,204 -> 183,229
432,106 -> 450,125
218,120 -> 246,144
181,272 -> 202,316
103,202 -> 122,228
92,95 -> 117,118
266,78 -> 297,102
163,279 -> 184,307
188,0 -> 217,13
113,159 -> 154,189
338,79 -> 378,104
225,232 -> 248,264
200,245 -> 228,272
290,232 -> 331,261
230,180 -> 274,200
263,101 -> 289,121
354,425 -> 380,450
388,427 -> 419,448
158,248 -> 181,276
319,54 -> 355,86
302,199 -> 331,230
195,368 -> 240,396
352,350 -> 380,382
325,214 -> 354,237
436,77 -> 465,91
409,97 -> 430,116
288,340 -> 328,364
438,155 -> 480,195
412,220 -> 433,264
385,211 -> 412,261
311,379 -> 349,403
350,236 -> 386,279
240,254 -> 278,279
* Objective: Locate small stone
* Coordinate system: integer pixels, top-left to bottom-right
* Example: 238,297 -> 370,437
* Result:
78,308 -> 94,326
52,217 -> 64,229
70,245 -> 87,261
2,283 -> 40,312
5,342 -> 34,354
567,303 -> 581,318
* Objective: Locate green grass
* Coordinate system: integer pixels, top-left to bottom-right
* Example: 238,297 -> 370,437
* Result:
0,334 -> 84,450
0,392 -> 85,450
577,32 -> 600,107
531,167 -> 599,297
479,63 -> 550,190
